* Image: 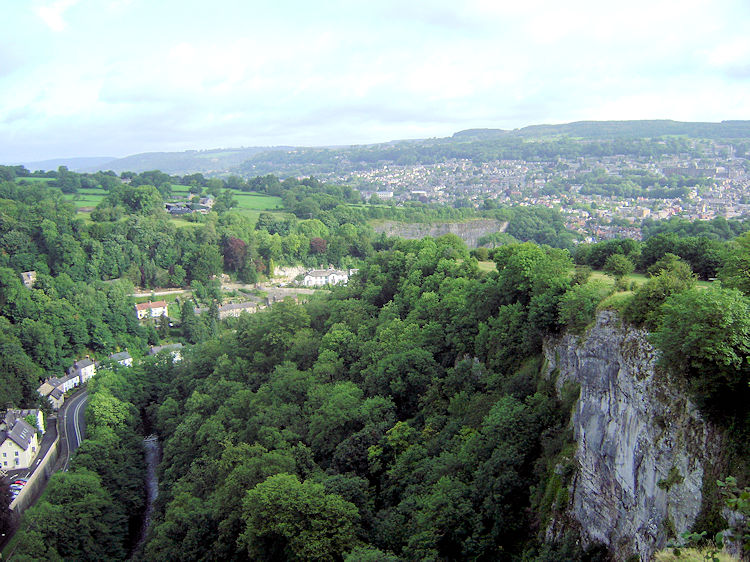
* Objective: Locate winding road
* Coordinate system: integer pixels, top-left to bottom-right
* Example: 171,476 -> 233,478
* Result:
62,390 -> 88,471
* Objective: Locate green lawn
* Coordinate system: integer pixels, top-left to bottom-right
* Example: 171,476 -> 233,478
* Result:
170,184 -> 192,194
58,185 -> 284,225
17,176 -> 55,183
64,188 -> 108,207
589,270 -> 647,288
589,270 -> 711,289
232,192 -> 283,210
477,261 -> 496,272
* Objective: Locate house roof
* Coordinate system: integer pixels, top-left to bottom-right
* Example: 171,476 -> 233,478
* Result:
108,351 -> 132,361
221,302 -> 256,311
196,301 -> 257,314
37,382 -> 54,397
135,300 -> 168,311
1,417 -> 36,451
67,358 -> 94,376
47,376 -> 64,388
149,343 -> 183,355
306,269 -> 347,277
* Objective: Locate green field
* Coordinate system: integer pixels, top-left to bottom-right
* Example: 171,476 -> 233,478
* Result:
18,176 -> 55,184
589,270 -> 711,289
59,186 -> 283,224
233,192 -> 283,210
64,188 -> 108,207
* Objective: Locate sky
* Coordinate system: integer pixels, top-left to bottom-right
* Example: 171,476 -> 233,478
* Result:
2,0 -> 750,162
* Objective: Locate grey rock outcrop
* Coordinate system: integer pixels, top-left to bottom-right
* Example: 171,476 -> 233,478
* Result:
372,219 -> 507,248
544,311 -> 722,560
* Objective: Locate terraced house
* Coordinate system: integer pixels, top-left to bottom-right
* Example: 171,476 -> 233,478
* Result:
0,409 -> 44,470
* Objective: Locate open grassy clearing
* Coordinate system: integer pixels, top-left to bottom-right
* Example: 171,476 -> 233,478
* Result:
589,270 -> 711,288
589,270 -> 647,288
653,547 -> 735,561
64,188 -> 108,207
232,191 -> 283,210
17,176 -> 55,183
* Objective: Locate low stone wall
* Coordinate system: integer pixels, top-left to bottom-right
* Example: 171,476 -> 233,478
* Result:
9,422 -> 60,515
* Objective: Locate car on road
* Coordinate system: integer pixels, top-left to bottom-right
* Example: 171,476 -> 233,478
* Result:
13,479 -> 27,485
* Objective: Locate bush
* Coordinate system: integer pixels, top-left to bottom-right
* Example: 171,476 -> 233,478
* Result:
558,281 -> 611,334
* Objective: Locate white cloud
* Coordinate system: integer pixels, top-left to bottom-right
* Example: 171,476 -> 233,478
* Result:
1,0 -> 749,161
33,0 -> 81,31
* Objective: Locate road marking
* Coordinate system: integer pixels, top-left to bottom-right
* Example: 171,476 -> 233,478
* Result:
62,392 -> 88,472
72,395 -> 86,445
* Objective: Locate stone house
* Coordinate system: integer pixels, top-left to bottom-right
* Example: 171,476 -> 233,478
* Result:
108,351 -> 133,367
135,300 -> 169,320
302,268 -> 357,287
0,409 -> 44,470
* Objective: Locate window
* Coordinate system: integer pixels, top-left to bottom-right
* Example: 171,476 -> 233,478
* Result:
15,451 -> 19,456
2,452 -> 5,457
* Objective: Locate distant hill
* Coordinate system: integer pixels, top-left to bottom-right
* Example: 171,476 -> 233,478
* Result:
240,119 -> 750,177
453,120 -> 750,140
18,119 -> 750,177
84,147 -> 291,175
21,156 -> 117,172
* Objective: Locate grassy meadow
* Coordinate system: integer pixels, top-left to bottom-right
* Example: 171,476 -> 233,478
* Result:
56,183 -> 284,227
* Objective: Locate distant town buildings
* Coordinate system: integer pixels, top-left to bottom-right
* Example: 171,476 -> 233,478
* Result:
314,145 -> 750,242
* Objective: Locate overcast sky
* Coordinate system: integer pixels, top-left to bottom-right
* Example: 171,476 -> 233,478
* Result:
2,0 -> 750,162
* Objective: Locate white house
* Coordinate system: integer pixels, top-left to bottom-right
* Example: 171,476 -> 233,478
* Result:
68,358 -> 96,383
108,351 -> 133,367
135,300 -> 169,320
302,269 -> 357,287
37,358 -> 98,410
194,301 -> 258,319
20,271 -> 36,288
0,409 -> 43,470
149,343 -> 183,363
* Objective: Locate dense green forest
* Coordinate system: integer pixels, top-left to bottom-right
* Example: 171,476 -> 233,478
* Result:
0,165 -> 571,406
2,164 -> 750,560
10,232 -> 750,560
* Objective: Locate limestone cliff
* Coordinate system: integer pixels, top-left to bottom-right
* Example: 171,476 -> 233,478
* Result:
544,311 -> 723,560
371,219 -> 507,247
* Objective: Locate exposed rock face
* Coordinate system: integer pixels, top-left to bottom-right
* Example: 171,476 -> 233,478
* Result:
371,219 -> 507,248
544,311 -> 722,561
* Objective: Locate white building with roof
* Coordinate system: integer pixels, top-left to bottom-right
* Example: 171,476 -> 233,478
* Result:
0,409 -> 43,470
108,351 -> 133,367
135,300 -> 169,320
302,268 -> 357,287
